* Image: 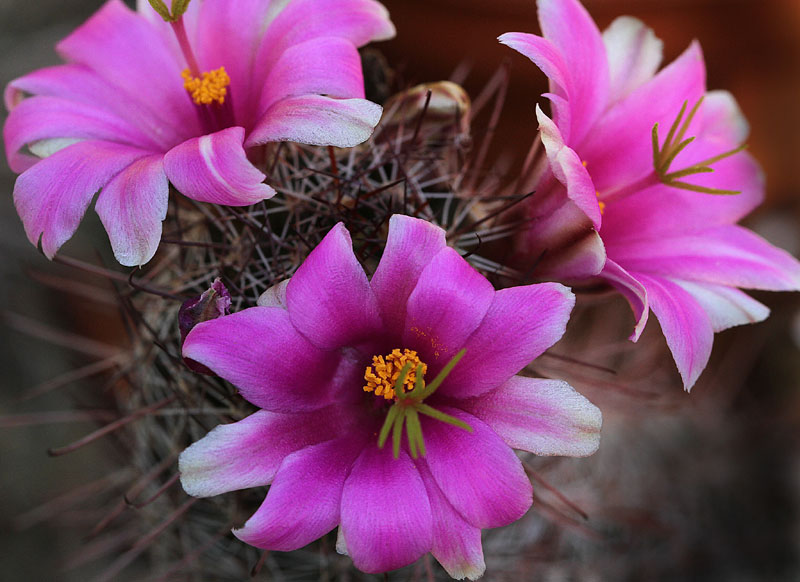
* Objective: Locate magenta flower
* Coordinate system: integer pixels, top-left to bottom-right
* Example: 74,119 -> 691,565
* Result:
4,0 -> 394,266
178,215 -> 601,578
500,0 -> 800,389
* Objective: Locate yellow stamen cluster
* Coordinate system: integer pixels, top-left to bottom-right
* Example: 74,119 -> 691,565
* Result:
364,349 -> 427,400
182,66 -> 230,106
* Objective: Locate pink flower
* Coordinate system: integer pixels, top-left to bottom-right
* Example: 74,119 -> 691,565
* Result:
178,215 -> 601,578
500,0 -> 800,389
4,0 -> 394,266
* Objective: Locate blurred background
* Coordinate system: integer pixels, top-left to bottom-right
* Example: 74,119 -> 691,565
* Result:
1,0 -> 800,580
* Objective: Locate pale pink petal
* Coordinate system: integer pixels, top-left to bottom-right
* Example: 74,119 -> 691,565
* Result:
536,106 -> 601,228
403,247 -> 495,367
340,445 -> 432,574
698,90 -> 750,145
601,259 -> 649,341
370,214 -> 447,336
183,307 -> 357,412
246,95 -> 382,148
675,280 -> 770,333
234,435 -> 365,551
56,0 -> 199,139
635,273 -> 714,390
13,140 -> 149,259
178,407 -> 346,497
460,376 -> 601,457
258,36 -> 366,116
417,462 -> 485,581
95,154 -> 168,267
163,127 -> 276,205
498,32 -> 569,108
536,0 -> 609,144
602,16 -> 663,104
440,283 -> 574,399
421,408 -> 532,529
285,222 -> 383,349
608,225 -> 800,291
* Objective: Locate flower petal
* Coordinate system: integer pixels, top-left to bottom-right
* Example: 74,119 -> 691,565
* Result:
674,280 -> 769,333
417,462 -> 485,581
163,127 -> 275,205
13,140 -> 149,259
246,95 -> 382,148
403,247 -> 495,367
603,16 -> 663,104
179,407 -> 345,497
601,258 -> 649,341
340,445 -> 433,574
460,376 -> 601,457
258,36 -> 366,117
635,273 -> 714,390
233,434 -> 365,551
285,222 -> 383,349
371,214 -> 447,336
183,306 -> 355,412
608,225 -> 800,291
421,408 -> 532,529
95,154 -> 168,267
440,283 -> 574,399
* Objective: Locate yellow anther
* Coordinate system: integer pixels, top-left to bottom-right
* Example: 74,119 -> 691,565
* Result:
596,191 -> 605,215
364,349 -> 427,401
182,66 -> 230,106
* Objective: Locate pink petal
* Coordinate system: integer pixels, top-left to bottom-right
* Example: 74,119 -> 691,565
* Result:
340,445 -> 432,574
56,0 -> 199,140
286,222 -> 383,349
13,140 -> 150,259
234,435 -> 365,551
403,247 -> 495,367
498,32 -> 569,112
602,17 -> 663,104
601,259 -> 649,341
258,36 -> 366,117
460,376 -> 601,457
183,307 -> 358,412
440,283 -> 574,399
696,90 -> 750,145
536,106 -> 602,228
246,95 -> 382,148
675,280 -> 769,333
417,462 -> 485,581
422,408 -> 532,529
635,273 -> 714,390
163,127 -> 275,205
95,154 -> 168,266
179,407 -> 345,497
536,0 -> 609,144
607,225 -> 800,291
370,214 -> 447,336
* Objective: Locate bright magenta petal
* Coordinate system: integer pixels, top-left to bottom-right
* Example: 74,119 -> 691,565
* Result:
601,259 -> 649,341
234,435 -> 365,551
636,273 -> 714,390
95,154 -> 168,267
461,376 -> 601,457
602,16 -> 663,104
340,445 -> 433,574
371,214 -> 447,336
246,95 -> 382,148
285,222 -> 383,349
179,407 -> 344,497
441,283 -> 574,399
422,408 -> 531,529
13,140 -> 149,259
163,127 -> 275,205
403,247 -> 495,366
417,462 -> 485,581
183,307 -> 353,412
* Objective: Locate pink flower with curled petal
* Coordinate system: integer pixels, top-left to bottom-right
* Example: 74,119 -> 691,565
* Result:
500,0 -> 800,389
178,214 -> 601,578
3,0 -> 394,266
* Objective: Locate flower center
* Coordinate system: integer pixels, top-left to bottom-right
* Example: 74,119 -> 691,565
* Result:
364,348 -> 427,400
182,67 -> 231,106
